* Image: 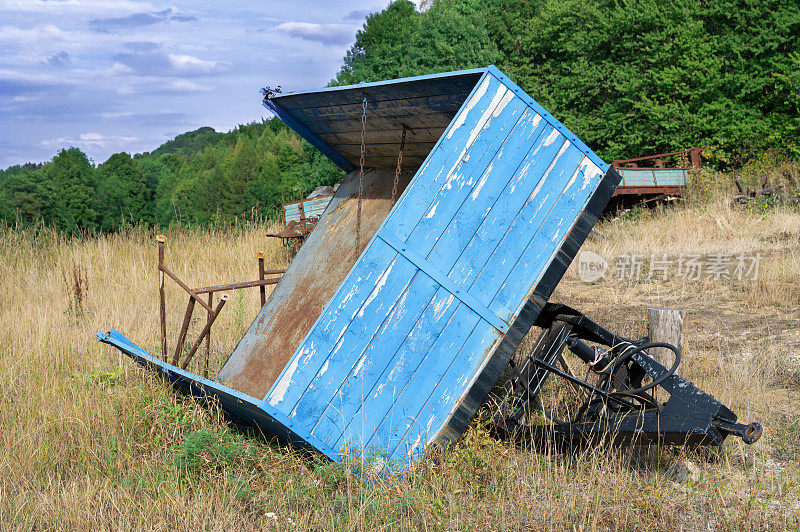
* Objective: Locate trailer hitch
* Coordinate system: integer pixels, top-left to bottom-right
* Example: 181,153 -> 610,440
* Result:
491,303 -> 762,448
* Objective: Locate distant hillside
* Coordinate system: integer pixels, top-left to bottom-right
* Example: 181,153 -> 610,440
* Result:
148,126 -> 226,158
0,118 -> 344,232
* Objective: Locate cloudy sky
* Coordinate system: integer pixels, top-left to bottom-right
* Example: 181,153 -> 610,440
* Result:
0,1 -> 422,168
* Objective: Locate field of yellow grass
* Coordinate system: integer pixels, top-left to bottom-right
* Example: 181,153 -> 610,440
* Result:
1,197 -> 798,529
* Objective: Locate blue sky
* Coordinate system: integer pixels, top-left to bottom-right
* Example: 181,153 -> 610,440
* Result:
0,1 -> 422,168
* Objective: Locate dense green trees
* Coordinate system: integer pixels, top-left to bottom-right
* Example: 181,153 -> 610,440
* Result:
0,119 -> 343,232
333,0 -> 500,85
94,153 -> 153,231
490,0 -> 800,162
47,148 -> 97,230
336,0 -> 799,162
2,0 -> 797,232
0,165 -> 60,227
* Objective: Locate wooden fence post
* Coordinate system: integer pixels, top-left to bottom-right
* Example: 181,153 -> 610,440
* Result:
157,235 -> 167,362
646,308 -> 684,370
257,252 -> 267,307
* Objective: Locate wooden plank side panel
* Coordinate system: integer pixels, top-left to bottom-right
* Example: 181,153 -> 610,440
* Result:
345,120 -> 569,458
385,74 -> 505,241
467,142 -> 585,305
332,286 -> 461,450
274,73 -> 482,111
287,255 -> 422,430
653,168 -> 689,186
310,271 -> 442,444
422,109 -> 547,276
289,92 -> 468,122
264,238 -> 400,411
490,157 -> 605,320
318,127 -> 444,146
379,143 -> 606,467
402,94 -> 528,257
387,318 -> 502,468
617,168 -> 687,187
386,160 -> 601,468
425,166 -> 621,458
444,126 -> 564,288
258,69 -> 617,470
220,170 -> 410,400
298,113 -> 454,136
365,304 -> 482,454
306,88 -> 534,446
283,258 -> 420,419
310,90 -> 590,458
303,197 -> 333,218
617,168 -> 656,186
197,68 -> 626,474
335,142 -> 438,159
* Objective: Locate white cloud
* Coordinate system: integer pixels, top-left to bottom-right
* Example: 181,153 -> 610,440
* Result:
41,132 -> 138,148
168,54 -> 228,73
110,62 -> 134,74
0,24 -> 68,43
273,22 -> 357,46
0,68 -> 69,83
164,79 -> 208,92
0,1 -> 381,168
1,0 -> 156,15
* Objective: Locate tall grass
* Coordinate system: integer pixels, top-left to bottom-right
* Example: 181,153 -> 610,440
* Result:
0,203 -> 798,529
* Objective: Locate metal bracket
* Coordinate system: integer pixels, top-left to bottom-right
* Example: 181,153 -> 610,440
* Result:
491,302 -> 762,448
378,232 -> 509,334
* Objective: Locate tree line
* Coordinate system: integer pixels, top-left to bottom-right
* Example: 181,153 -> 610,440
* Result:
335,0 -> 799,164
2,0 -> 798,232
0,121 -> 342,232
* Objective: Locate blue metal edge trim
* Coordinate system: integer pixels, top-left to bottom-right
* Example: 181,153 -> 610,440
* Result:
261,69 -> 495,403
486,65 -> 609,172
263,99 -> 355,173
377,232 -> 509,334
96,329 -> 338,461
270,66 -> 490,98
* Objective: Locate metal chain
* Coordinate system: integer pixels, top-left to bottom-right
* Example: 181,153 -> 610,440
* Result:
356,97 -> 367,256
391,124 -> 407,205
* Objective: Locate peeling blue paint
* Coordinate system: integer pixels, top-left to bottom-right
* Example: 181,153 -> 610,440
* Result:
99,66 -> 619,474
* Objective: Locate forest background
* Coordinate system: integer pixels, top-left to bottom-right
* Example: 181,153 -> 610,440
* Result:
1,0 -> 798,233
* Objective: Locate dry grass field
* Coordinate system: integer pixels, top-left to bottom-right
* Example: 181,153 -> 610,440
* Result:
0,186 -> 798,529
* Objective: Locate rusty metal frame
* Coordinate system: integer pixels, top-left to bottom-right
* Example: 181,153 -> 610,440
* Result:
611,185 -> 684,198
155,235 -> 284,372
609,148 -> 703,200
612,147 -> 703,171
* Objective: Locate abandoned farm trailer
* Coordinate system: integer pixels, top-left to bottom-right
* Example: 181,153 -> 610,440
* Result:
98,66 -> 757,473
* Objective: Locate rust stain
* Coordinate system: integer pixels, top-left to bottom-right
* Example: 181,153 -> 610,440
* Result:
219,168 -> 413,399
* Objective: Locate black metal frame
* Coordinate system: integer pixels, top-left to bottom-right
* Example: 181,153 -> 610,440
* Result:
491,303 -> 762,448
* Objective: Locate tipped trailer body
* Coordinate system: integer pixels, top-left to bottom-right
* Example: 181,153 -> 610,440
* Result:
100,66 -> 755,473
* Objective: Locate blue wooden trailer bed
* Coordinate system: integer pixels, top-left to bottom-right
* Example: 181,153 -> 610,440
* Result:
98,65 -> 621,473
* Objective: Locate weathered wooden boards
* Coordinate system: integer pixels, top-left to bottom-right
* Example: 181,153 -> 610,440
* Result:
282,194 -> 335,224
101,66 -> 620,474
264,69 -> 484,172
232,66 -> 619,471
218,169 -> 413,397
617,168 -> 688,187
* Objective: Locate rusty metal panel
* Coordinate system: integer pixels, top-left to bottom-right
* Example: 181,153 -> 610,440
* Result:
218,168 -> 412,397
